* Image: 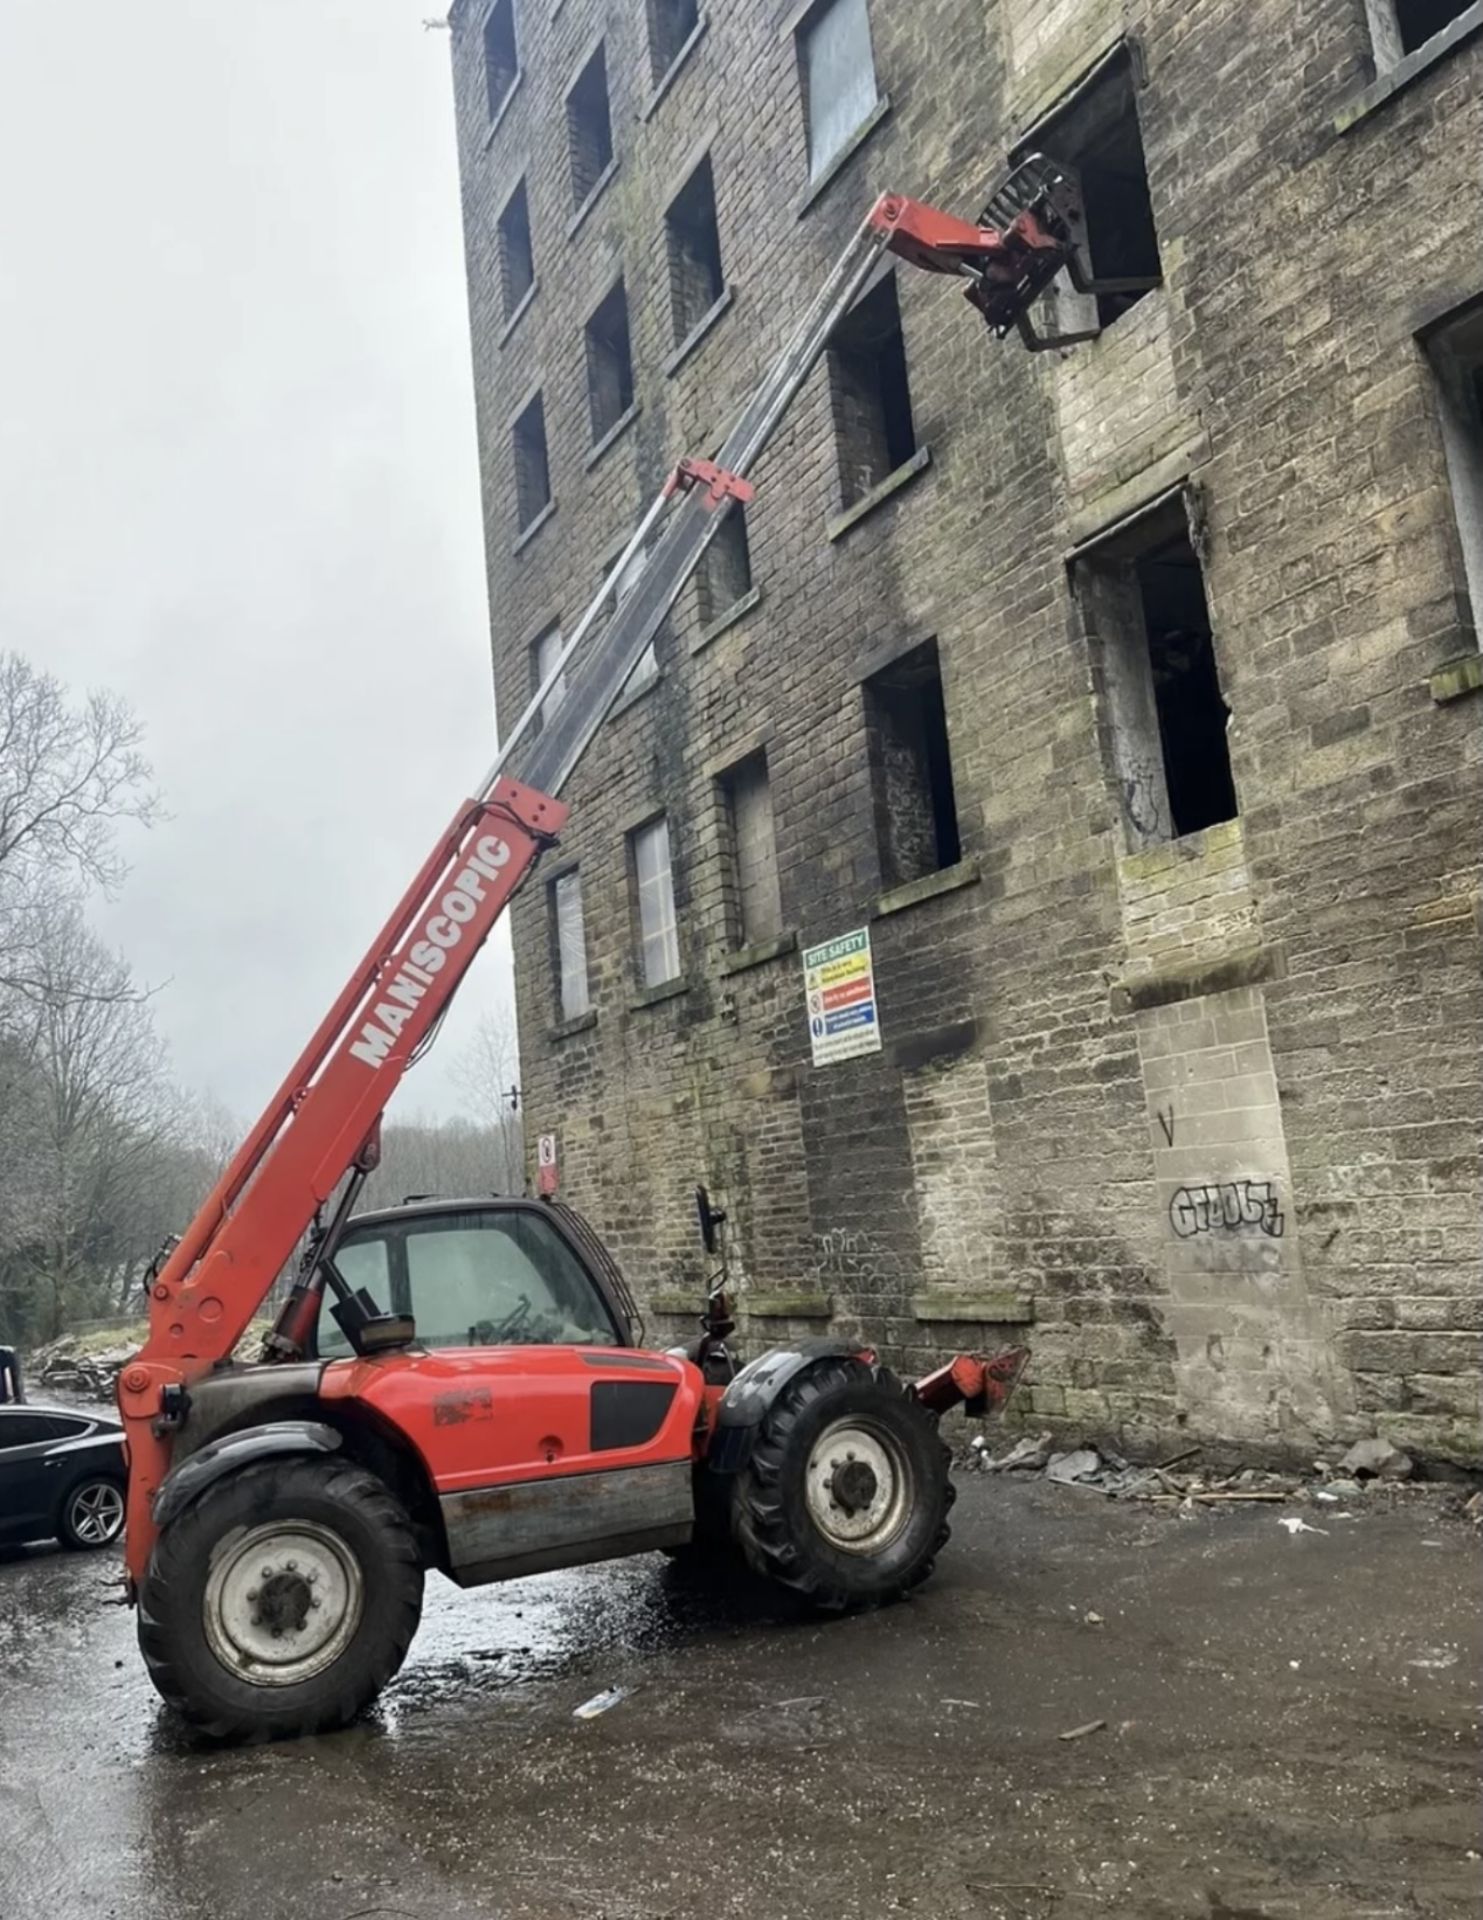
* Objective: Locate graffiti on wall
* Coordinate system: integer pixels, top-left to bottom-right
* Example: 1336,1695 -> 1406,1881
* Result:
1169,1179 -> 1285,1240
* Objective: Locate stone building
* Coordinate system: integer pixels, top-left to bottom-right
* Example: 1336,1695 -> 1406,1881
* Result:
448,0 -> 1483,1463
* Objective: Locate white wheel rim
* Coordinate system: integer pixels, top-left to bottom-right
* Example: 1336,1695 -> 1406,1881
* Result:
804,1418 -> 912,1554
69,1481 -> 124,1545
203,1520 -> 364,1687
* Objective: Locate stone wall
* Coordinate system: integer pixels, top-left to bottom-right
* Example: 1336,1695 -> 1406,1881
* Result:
447,0 -> 1483,1462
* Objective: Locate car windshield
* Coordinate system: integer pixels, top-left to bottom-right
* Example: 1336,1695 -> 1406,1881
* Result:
319,1208 -> 619,1359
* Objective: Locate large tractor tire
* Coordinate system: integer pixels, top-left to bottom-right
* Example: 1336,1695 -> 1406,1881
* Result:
138,1456 -> 423,1742
733,1358 -> 954,1609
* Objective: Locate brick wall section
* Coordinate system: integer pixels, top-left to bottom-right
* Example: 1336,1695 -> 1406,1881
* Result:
447,0 -> 1483,1463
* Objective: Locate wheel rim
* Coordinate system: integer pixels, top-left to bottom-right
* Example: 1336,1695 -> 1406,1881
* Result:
203,1520 -> 364,1687
804,1417 -> 912,1554
68,1481 -> 124,1545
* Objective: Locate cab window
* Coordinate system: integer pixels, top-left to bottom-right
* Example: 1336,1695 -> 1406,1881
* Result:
318,1208 -> 619,1356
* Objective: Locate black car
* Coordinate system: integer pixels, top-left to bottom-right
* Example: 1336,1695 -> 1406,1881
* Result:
0,1402 -> 128,1550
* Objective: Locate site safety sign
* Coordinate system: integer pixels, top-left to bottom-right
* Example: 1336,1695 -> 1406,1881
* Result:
802,927 -> 882,1066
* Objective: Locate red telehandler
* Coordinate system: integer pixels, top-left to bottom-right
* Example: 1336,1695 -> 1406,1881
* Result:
118,164 -> 1103,1739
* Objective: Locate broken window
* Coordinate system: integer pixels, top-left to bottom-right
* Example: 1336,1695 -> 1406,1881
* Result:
720,752 -> 783,948
566,43 -> 614,210
599,541 -> 660,698
1031,51 -> 1161,330
584,279 -> 635,443
828,273 -> 916,509
496,179 -> 535,321
551,869 -> 590,1021
863,640 -> 961,891
484,0 -> 519,120
798,0 -> 879,182
531,625 -> 565,729
1076,505 -> 1237,845
631,817 -> 680,987
664,156 -> 725,344
511,392 -> 551,531
696,505 -> 752,626
647,0 -> 699,81
1423,299 -> 1483,635
1367,0 -> 1478,63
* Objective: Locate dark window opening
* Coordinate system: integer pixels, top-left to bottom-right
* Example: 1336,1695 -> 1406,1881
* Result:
1036,53 -> 1161,328
566,44 -> 614,210
1395,0 -> 1474,53
512,392 -> 550,530
828,274 -> 915,509
497,180 -> 534,320
647,0 -> 700,80
1423,300 -> 1483,632
720,752 -> 782,948
665,157 -> 724,343
863,640 -> 961,890
484,0 -> 519,119
584,280 -> 634,442
697,505 -> 751,625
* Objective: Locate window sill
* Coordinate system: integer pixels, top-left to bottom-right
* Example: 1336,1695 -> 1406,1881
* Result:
566,157 -> 620,241
690,584 -> 761,655
913,1291 -> 1034,1325
721,928 -> 797,976
584,401 -> 641,472
641,14 -> 709,121
827,445 -> 933,543
1335,5 -> 1483,130
795,95 -> 892,217
497,279 -> 538,348
482,70 -> 525,149
874,857 -> 980,920
548,1009 -> 597,1043
745,1292 -> 833,1320
630,976 -> 689,1010
512,497 -> 557,554
663,285 -> 735,377
1430,651 -> 1483,703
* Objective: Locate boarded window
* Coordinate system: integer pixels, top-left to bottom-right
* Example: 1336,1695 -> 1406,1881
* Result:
532,625 -> 565,729
584,279 -> 635,442
696,505 -> 752,626
566,43 -> 614,210
863,640 -> 961,890
1423,299 -> 1483,638
799,0 -> 878,182
665,156 -> 725,344
828,274 -> 916,508
631,817 -> 680,986
551,870 -> 590,1021
647,0 -> 699,80
1076,507 -> 1237,846
484,0 -> 519,119
497,180 -> 534,320
512,392 -> 550,530
720,752 -> 782,947
599,542 -> 660,697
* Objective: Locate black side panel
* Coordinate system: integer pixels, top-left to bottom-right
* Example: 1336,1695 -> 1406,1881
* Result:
591,1380 -> 677,1451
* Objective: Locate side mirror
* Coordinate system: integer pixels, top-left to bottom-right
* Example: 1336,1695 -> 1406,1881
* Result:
695,1184 -> 727,1255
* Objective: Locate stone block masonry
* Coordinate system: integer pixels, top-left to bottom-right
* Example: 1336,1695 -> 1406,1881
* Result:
447,0 -> 1483,1463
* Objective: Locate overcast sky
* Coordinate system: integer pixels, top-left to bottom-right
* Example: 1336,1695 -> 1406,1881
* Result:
0,1 -> 510,1123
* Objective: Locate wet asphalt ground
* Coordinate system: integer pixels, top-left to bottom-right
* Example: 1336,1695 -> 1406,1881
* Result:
0,1474 -> 1478,1920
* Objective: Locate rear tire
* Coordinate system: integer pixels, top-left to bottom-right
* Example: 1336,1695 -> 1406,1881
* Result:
733,1359 -> 953,1609
138,1456 -> 423,1741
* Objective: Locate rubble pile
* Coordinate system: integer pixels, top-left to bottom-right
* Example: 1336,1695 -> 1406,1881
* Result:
28,1336 -> 137,1401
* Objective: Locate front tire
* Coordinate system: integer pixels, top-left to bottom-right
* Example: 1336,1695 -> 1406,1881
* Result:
733,1359 -> 953,1609
138,1456 -> 423,1741
58,1475 -> 125,1550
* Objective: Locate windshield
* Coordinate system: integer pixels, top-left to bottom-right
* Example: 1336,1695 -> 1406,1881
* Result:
318,1207 -> 620,1359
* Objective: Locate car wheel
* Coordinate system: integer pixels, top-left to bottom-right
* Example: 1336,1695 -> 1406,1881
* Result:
59,1476 -> 126,1550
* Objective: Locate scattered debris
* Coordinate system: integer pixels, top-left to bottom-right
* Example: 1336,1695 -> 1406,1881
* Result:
573,1686 -> 630,1720
1279,1516 -> 1329,1537
1058,1719 -> 1107,1742
1084,1611 -> 1104,1627
1464,1492 -> 1483,1525
982,1431 -> 1054,1472
1336,1436 -> 1413,1481
1046,1447 -> 1102,1485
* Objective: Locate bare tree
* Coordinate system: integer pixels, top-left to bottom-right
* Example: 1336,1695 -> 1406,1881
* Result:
448,1009 -> 525,1192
